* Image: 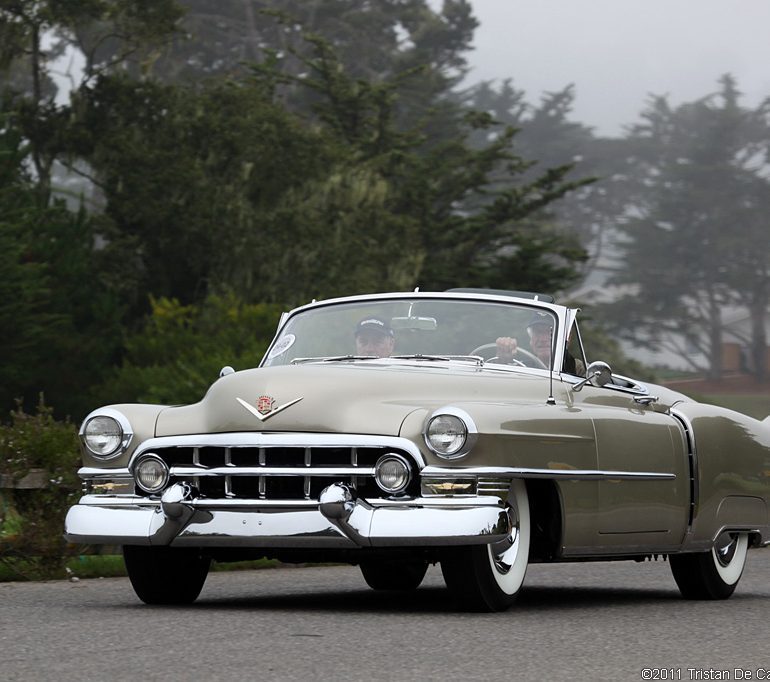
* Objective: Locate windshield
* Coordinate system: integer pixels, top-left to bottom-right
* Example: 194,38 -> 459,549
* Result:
262,298 -> 559,369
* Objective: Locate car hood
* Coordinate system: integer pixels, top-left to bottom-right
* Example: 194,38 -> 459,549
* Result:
154,361 -> 550,437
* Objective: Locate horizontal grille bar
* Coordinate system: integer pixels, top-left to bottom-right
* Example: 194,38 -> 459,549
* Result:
170,466 -> 376,477
477,477 -> 510,497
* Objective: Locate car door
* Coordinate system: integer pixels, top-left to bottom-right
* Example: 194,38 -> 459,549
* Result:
569,378 -> 690,551
559,317 -> 689,552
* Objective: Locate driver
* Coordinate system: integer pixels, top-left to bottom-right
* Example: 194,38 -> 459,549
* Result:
354,317 -> 395,357
495,313 -> 553,367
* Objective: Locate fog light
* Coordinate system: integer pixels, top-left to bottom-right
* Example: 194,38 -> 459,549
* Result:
134,454 -> 169,494
374,454 -> 411,494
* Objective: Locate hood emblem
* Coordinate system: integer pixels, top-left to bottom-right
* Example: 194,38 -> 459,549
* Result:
237,396 -> 303,422
256,395 -> 274,415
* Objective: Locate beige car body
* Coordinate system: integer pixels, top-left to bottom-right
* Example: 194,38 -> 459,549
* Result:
65,290 -> 770,608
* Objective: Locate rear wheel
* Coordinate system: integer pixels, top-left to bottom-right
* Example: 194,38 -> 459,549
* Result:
669,532 -> 749,600
441,479 -> 530,612
360,559 -> 428,591
123,545 -> 211,605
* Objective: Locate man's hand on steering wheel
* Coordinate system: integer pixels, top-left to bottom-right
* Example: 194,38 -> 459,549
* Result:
495,336 -> 519,364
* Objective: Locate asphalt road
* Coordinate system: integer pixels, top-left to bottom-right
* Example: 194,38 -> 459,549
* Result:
2,549 -> 769,682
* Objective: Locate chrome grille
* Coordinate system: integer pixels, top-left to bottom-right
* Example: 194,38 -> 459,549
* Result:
142,444 -> 412,501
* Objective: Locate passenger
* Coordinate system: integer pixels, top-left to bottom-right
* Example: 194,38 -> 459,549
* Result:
354,318 -> 395,358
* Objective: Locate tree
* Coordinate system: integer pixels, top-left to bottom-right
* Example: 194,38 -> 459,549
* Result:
0,114 -> 123,418
0,3 -> 598,421
465,80 -> 628,284
605,76 -> 770,381
244,35 -> 590,300
64,33 -> 590,308
67,73 -> 338,309
0,0 -> 183,205
101,1 -> 482,165
132,1 -> 476,87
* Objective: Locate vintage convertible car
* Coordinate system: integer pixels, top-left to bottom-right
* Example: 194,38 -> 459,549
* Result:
65,289 -> 770,611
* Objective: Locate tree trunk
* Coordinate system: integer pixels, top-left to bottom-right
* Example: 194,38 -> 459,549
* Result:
706,291 -> 723,381
749,293 -> 768,383
29,21 -> 52,206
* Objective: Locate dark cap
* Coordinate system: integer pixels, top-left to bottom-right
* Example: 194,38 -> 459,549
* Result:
526,312 -> 554,330
355,317 -> 394,337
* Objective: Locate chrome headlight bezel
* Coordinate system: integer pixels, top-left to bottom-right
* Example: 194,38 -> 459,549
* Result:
80,408 -> 133,459
423,407 -> 478,460
374,453 -> 413,494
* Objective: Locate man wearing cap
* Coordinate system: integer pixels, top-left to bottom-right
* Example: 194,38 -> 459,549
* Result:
495,313 -> 554,367
355,318 -> 395,358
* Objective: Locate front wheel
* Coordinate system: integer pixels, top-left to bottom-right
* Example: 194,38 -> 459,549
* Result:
669,532 -> 749,600
441,479 -> 530,612
123,545 -> 211,605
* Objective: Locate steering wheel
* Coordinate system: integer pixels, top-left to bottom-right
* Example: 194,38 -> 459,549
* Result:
469,342 -> 547,369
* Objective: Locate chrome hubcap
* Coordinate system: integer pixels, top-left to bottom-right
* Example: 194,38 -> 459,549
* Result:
715,532 -> 738,567
490,506 -> 520,575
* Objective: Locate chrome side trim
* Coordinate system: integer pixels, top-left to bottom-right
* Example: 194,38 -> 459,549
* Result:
77,494 -> 159,507
79,467 -> 131,479
670,408 -> 698,529
422,465 -> 676,481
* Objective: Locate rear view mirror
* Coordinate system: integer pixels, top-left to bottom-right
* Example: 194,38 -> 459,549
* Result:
390,316 -> 438,331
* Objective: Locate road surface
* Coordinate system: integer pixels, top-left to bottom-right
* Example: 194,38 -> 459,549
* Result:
1,549 -> 769,681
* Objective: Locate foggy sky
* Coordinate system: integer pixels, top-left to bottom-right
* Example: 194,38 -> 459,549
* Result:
464,0 -> 770,136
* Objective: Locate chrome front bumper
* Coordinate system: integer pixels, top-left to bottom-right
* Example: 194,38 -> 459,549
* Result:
64,483 -> 511,549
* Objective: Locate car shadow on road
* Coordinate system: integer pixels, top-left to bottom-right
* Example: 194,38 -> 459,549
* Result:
182,583 -> 682,614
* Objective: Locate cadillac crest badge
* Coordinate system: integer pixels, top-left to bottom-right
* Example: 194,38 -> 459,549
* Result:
256,395 -> 275,415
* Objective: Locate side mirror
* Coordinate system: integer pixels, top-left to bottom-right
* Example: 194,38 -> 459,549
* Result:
571,361 -> 613,392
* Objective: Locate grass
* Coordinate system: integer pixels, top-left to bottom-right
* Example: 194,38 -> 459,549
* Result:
705,394 -> 770,420
683,393 -> 770,420
0,554 -> 282,582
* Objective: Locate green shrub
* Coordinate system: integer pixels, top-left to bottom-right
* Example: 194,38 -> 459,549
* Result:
0,398 -> 80,578
99,292 -> 284,406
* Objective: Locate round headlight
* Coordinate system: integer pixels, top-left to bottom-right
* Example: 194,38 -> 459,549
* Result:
83,416 -> 123,457
426,414 -> 467,457
374,454 -> 412,494
134,455 -> 169,494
